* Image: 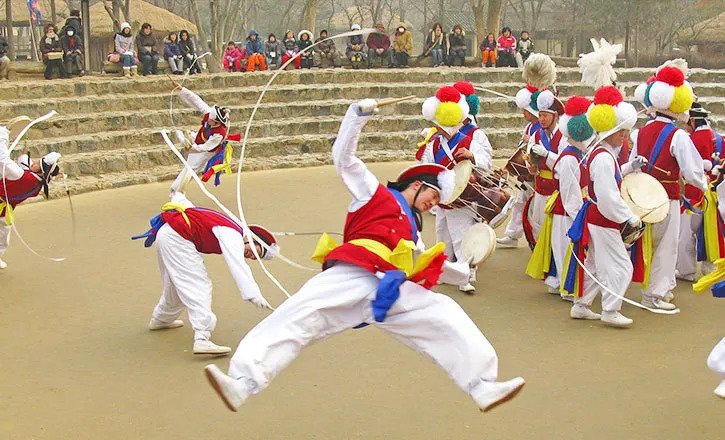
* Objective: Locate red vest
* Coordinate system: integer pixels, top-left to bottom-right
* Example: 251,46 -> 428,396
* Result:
586,147 -> 621,229
194,114 -> 228,152
551,147 -> 588,217
533,127 -> 562,196
685,128 -> 718,206
0,171 -> 43,216
636,120 -> 681,200
162,207 -> 243,254
324,184 -> 415,273
617,137 -> 631,166
431,131 -> 474,170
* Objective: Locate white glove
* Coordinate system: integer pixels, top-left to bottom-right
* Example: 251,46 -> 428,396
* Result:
355,98 -> 378,115
712,164 -> 723,177
530,143 -> 548,157
249,296 -> 274,310
703,159 -> 713,172
626,215 -> 642,230
630,155 -> 648,170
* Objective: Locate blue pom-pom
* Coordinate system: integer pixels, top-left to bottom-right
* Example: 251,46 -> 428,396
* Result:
713,280 -> 725,298
530,91 -> 541,111
567,115 -> 594,142
643,82 -> 655,108
465,94 -> 480,116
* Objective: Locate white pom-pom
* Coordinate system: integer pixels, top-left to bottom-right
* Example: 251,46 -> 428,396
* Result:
615,102 -> 638,130
536,90 -> 555,112
559,114 -> 572,138
458,96 -> 470,121
422,97 -> 439,121
437,169 -> 456,204
634,83 -> 648,104
647,81 -> 675,111
515,88 -> 532,109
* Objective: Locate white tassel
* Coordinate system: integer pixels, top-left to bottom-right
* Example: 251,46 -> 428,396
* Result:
577,38 -> 622,90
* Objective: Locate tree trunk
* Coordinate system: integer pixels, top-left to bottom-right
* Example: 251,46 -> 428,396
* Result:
5,0 -> 14,60
487,0 -> 504,39
302,0 -> 318,33
470,0 -> 485,58
50,0 -> 57,25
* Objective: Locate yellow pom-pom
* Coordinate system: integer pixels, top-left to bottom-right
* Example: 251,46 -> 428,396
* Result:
587,104 -> 617,133
670,85 -> 694,114
435,101 -> 463,127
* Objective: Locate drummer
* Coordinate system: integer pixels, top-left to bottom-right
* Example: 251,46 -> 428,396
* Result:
421,85 -> 493,293
497,84 -> 541,249
631,66 -> 707,310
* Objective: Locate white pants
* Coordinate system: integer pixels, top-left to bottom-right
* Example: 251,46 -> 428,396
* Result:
0,221 -> 10,258
166,56 -> 182,72
708,337 -> 725,378
227,263 -> 500,401
643,201 -> 679,300
528,192 -> 549,242
549,214 -> 573,291
170,150 -> 215,194
575,224 -> 632,312
502,184 -> 533,240
436,207 -> 477,262
151,224 -> 216,341
676,211 -> 703,278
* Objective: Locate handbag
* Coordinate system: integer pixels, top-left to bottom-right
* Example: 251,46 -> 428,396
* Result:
108,52 -> 121,63
47,52 -> 63,60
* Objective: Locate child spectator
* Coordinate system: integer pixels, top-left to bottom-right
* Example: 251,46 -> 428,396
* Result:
114,22 -> 138,77
480,32 -> 496,67
297,30 -> 314,69
223,41 -> 243,72
391,23 -> 412,68
40,24 -> 65,80
136,23 -> 160,75
346,24 -> 366,69
265,33 -> 282,69
447,24 -> 466,66
245,30 -> 266,72
164,32 -> 183,74
423,23 -> 447,68
314,30 -> 342,68
516,31 -> 534,67
366,23 -> 391,68
281,30 -> 300,69
179,30 -> 202,74
496,26 -> 517,67
61,25 -> 84,76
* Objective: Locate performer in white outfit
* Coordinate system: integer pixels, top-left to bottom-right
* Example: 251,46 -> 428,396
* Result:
421,85 -> 492,293
204,99 -> 525,414
631,65 -> 707,310
132,193 -> 276,355
706,167 -> 725,399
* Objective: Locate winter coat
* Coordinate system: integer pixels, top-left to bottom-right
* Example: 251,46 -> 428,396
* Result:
518,38 -> 534,56
40,34 -> 62,60
136,31 -> 158,55
347,35 -> 365,52
224,46 -> 243,62
60,34 -> 83,54
448,31 -> 466,51
366,32 -> 390,50
480,39 -> 496,52
424,30 -> 447,55
315,37 -> 336,54
265,40 -> 283,57
0,35 -> 8,56
283,37 -> 297,52
179,36 -> 196,58
297,38 -> 313,57
246,30 -> 264,54
115,32 -> 135,54
392,30 -> 412,54
164,38 -> 182,58
497,34 -> 517,53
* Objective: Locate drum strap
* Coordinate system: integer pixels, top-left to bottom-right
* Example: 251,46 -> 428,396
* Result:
646,123 -> 676,174
714,132 -> 723,156
434,131 -> 467,165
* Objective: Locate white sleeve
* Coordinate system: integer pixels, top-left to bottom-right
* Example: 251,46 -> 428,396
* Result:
629,129 -> 639,160
717,181 -> 725,219
421,140 -> 434,164
332,105 -> 379,212
191,133 -> 224,152
0,127 -> 24,181
213,226 -> 263,301
544,150 -> 559,169
179,87 -> 213,114
671,129 -> 707,191
471,129 -> 492,171
438,260 -> 470,286
555,155 -> 583,219
590,153 -> 634,224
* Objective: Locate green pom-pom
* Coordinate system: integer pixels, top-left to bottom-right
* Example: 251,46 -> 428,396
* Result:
530,91 -> 541,111
465,94 -> 480,116
567,115 -> 594,142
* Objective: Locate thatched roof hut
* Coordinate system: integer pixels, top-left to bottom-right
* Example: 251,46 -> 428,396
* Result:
87,0 -> 197,37
678,10 -> 725,56
0,0 -> 70,26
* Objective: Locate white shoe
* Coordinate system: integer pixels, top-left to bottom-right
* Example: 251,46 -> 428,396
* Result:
560,294 -> 574,302
547,286 -> 560,295
675,270 -> 696,282
193,339 -> 231,355
600,311 -> 633,327
459,283 -> 476,294
714,380 -> 725,399
148,319 -> 184,330
469,267 -> 477,283
663,291 -> 674,302
472,377 -> 526,412
0,258 -> 6,269
570,305 -> 601,320
496,236 -> 519,248
204,364 -> 249,411
641,296 -> 677,311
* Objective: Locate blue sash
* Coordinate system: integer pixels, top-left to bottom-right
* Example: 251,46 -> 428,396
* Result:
715,133 -> 723,156
528,121 -> 542,136
538,128 -> 554,153
387,188 -> 418,243
646,123 -> 676,174
562,200 -> 592,295
202,140 -> 229,186
433,131 -> 467,165
4,181 -> 43,202
131,213 -> 166,247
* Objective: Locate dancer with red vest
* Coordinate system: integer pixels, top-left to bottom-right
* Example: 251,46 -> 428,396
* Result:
204,99 -> 525,413
168,79 -> 241,196
421,84 -> 492,293
631,65 -> 707,310
0,125 -> 62,269
562,86 -> 642,327
676,102 -> 723,281
133,193 -> 277,355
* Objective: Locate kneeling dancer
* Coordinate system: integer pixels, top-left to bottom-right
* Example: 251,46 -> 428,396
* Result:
204,100 -> 525,413
133,193 -> 276,355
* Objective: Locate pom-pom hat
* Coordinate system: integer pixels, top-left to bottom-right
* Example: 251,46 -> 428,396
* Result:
642,61 -> 694,119
421,86 -> 470,135
248,225 -> 279,260
453,81 -> 480,117
535,89 -> 564,115
515,84 -> 540,117
559,96 -> 594,144
396,163 -> 456,204
586,86 -> 637,140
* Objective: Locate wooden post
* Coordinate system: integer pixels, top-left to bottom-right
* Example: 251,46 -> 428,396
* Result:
51,0 -> 57,25
81,0 -> 91,72
5,0 -> 15,60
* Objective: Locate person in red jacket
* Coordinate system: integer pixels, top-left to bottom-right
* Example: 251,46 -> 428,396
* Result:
222,41 -> 243,72
496,27 -> 517,67
204,99 -> 525,414
366,23 -> 392,68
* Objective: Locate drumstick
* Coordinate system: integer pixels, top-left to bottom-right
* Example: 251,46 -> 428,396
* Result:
653,165 -> 672,176
377,95 -> 416,108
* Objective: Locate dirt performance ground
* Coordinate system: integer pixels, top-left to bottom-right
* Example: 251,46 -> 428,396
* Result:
1,162 -> 723,439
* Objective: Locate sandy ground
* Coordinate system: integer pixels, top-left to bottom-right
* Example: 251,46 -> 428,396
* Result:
1,162 -> 723,439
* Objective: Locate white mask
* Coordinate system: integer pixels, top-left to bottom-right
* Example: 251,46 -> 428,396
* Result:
398,28 -> 404,33
67,31 -> 74,36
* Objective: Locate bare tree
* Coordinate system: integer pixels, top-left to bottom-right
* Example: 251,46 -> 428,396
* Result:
469,0 -> 485,56
302,0 -> 319,33
507,0 -> 547,33
487,0 -> 504,37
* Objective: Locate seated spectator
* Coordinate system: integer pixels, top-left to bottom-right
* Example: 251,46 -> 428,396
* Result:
0,34 -> 10,80
61,25 -> 84,77
40,24 -> 65,80
447,24 -> 466,66
281,30 -> 300,69
164,32 -> 183,74
314,29 -> 341,68
346,24 -> 366,69
366,23 -> 391,68
223,41 -> 243,72
297,30 -> 314,69
136,23 -> 160,75
496,26 -> 517,67
265,33 -> 282,69
480,33 -> 497,67
179,30 -> 202,74
61,9 -> 83,39
423,23 -> 447,67
391,23 -> 412,68
114,22 -> 138,77
245,29 -> 266,72
516,30 -> 534,67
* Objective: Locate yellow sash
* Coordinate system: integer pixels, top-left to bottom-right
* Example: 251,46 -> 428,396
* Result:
417,127 -> 438,149
161,202 -> 190,227
525,190 -> 559,280
559,243 -> 579,297
209,144 -> 235,178
0,198 -> 14,225
693,258 -> 725,293
538,170 -> 553,179
640,223 -> 654,289
702,188 -> 722,262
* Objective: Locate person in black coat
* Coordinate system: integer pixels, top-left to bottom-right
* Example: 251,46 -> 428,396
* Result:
179,30 -> 202,74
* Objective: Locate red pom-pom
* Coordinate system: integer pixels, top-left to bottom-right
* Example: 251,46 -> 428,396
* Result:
453,81 -> 475,96
593,86 -> 623,106
435,86 -> 461,103
564,96 -> 591,116
526,83 -> 538,93
656,66 -> 685,87
646,75 -> 657,84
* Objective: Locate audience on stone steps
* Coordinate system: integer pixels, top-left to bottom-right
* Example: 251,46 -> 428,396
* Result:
0,35 -> 10,80
40,24 -> 66,80
164,32 -> 184,75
